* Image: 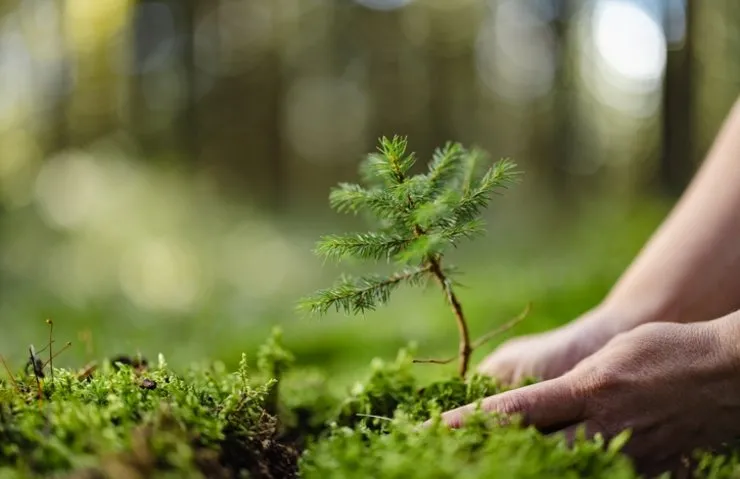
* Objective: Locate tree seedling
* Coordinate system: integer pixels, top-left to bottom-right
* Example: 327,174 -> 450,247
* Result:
300,136 -> 529,378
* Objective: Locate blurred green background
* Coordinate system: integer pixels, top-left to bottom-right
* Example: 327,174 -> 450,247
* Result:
0,0 -> 738,383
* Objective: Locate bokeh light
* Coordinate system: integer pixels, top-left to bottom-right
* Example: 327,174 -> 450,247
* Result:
476,0 -> 557,103
580,0 -> 667,117
594,0 -> 666,87
119,237 -> 202,313
34,150 -> 109,230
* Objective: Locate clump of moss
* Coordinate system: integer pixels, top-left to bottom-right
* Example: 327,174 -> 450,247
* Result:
4,330 -> 740,479
278,368 -> 340,446
331,346 -> 508,431
0,334 -> 299,479
296,346 -> 740,479
296,347 -> 635,479
299,411 -> 638,479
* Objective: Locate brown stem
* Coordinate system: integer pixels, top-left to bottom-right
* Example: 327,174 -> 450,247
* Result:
0,355 -> 19,393
471,303 -> 530,350
413,356 -> 456,365
399,167 -> 469,378
42,342 -> 73,369
412,303 -> 531,370
46,319 -> 54,387
428,256 -> 471,378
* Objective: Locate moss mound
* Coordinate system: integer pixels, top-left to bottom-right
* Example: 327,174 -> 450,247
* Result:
0,349 -> 298,479
2,335 -> 740,478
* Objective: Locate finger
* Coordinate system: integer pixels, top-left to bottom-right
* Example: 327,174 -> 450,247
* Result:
435,376 -> 586,430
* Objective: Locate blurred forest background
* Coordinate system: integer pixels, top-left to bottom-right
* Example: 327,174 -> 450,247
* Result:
0,0 -> 739,380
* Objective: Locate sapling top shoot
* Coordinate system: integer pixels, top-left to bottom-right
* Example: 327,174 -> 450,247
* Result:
299,136 -> 528,378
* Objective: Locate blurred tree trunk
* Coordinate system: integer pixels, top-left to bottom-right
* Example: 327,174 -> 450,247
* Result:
47,9 -> 70,157
265,2 -> 287,212
281,0 -> 354,211
549,0 -> 576,202
424,4 -> 482,154
66,21 -> 121,147
656,0 -> 695,197
129,0 -> 199,168
197,1 -> 285,211
178,0 -> 198,165
358,5 -> 430,159
128,0 -> 157,159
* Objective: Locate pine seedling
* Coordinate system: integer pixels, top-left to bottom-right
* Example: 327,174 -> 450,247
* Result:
299,136 -> 527,378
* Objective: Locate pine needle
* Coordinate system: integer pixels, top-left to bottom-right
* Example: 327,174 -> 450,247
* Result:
300,136 -> 524,378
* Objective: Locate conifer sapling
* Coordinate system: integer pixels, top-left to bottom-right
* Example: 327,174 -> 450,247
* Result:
299,136 -> 528,378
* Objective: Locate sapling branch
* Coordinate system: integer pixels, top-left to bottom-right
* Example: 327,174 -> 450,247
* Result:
300,136 -> 524,379
469,303 -> 530,350
301,265 -> 434,316
411,357 -> 456,366
413,303 -> 531,369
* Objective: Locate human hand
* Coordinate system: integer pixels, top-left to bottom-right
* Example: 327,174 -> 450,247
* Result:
435,319 -> 740,476
477,306 -> 628,385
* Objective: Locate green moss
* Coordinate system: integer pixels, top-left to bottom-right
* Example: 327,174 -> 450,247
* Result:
0,347 -> 298,478
299,346 -> 636,479
299,413 -> 638,479
2,334 -> 740,479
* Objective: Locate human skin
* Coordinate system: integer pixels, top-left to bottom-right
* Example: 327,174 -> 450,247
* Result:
435,95 -> 740,474
477,95 -> 740,384
433,315 -> 740,476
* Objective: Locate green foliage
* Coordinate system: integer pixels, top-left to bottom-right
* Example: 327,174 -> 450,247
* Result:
692,449 -> 740,479
0,345 -> 298,478
295,347 -> 740,479
3,336 -> 740,478
300,136 -> 519,317
299,347 -> 641,479
299,412 -> 639,479
332,346 -> 507,431
301,267 -> 435,316
278,368 -> 341,444
257,327 -> 295,381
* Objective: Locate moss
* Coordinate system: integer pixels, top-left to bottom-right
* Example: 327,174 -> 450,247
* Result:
0,347 -> 298,478
296,348 -> 633,478
2,334 -> 740,478
294,345 -> 740,479
299,413 -> 638,479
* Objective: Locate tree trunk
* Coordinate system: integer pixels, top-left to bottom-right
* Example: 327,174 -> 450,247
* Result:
657,0 -> 695,197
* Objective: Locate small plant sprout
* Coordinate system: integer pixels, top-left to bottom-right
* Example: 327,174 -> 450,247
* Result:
46,319 -> 54,385
0,354 -> 20,393
300,136 -> 529,378
23,319 -> 72,401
